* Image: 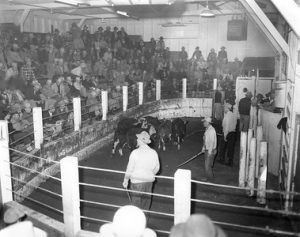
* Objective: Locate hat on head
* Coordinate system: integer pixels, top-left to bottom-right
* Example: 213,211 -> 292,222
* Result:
170,214 -> 226,237
4,207 -> 26,224
202,117 -> 212,124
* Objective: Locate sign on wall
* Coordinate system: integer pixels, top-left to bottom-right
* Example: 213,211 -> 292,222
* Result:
227,19 -> 248,41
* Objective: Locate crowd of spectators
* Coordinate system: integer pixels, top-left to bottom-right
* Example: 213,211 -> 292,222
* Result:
0,22 -> 241,148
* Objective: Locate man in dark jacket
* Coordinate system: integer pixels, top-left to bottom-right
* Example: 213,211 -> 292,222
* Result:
238,90 -> 252,132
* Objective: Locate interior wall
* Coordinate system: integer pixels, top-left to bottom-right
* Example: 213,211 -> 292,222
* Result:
85,15 -> 276,61
23,10 -> 64,33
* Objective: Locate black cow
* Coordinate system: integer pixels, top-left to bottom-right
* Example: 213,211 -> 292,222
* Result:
172,118 -> 188,150
112,117 -> 141,156
157,119 -> 172,151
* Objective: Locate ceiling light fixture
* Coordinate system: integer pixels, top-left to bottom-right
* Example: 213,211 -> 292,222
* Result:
200,1 -> 215,17
116,10 -> 129,17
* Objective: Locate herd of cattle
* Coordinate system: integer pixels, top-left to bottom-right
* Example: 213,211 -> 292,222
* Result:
111,116 -> 188,156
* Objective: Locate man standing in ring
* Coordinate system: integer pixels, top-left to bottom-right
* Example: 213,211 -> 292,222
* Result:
201,117 -> 217,181
123,128 -> 160,211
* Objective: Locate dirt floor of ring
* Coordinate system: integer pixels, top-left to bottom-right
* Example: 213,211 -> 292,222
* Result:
22,118 -> 299,237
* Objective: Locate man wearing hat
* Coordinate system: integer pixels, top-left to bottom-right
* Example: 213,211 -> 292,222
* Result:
238,89 -> 252,132
123,128 -> 160,210
201,117 -> 217,181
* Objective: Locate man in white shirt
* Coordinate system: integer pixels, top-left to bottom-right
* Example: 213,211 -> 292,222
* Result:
123,128 -> 160,210
220,103 -> 237,166
201,117 -> 217,181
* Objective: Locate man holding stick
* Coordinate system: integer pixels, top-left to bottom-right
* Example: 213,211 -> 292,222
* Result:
122,128 -> 160,211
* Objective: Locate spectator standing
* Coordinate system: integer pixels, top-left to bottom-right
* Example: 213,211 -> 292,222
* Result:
238,90 -> 252,132
220,103 -> 237,166
123,128 -> 160,210
201,117 -> 217,181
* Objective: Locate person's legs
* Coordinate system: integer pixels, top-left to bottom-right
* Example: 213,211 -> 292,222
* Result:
130,183 -> 143,208
205,151 -> 216,180
140,182 -> 153,211
226,132 -> 236,166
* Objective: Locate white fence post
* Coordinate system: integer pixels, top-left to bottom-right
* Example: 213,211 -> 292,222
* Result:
213,78 -> 218,90
60,156 -> 81,237
239,131 -> 247,187
0,120 -> 13,205
182,78 -> 187,99
33,107 -> 43,149
101,90 -> 108,121
156,80 -> 161,101
122,85 -> 128,112
248,137 -> 256,196
174,169 -> 191,224
256,126 -> 263,178
138,82 -> 143,105
73,97 -> 81,131
257,141 -> 268,205
245,128 -> 253,183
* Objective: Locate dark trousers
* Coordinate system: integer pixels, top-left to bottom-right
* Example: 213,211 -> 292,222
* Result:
204,149 -> 217,180
130,182 -> 153,210
220,132 -> 236,164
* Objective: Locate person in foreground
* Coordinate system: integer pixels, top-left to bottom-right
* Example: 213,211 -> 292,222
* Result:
169,214 -> 227,237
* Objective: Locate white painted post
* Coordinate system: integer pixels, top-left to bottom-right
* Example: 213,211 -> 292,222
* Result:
257,108 -> 261,126
182,78 -> 187,99
174,169 -> 191,224
156,80 -> 161,101
33,107 -> 43,149
122,85 -> 128,112
101,90 -> 108,121
213,78 -> 218,90
0,120 -> 13,205
73,97 -> 81,131
138,82 -> 143,105
239,131 -> 247,187
256,126 -> 263,178
60,156 -> 81,237
245,128 -> 253,183
257,141 -> 268,205
248,137 -> 256,196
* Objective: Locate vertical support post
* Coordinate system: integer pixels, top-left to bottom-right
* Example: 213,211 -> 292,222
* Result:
73,97 -> 81,131
174,169 -> 191,224
182,78 -> 187,99
156,80 -> 161,101
60,156 -> 81,237
33,107 -> 43,149
257,108 -> 261,126
101,90 -> 108,121
256,126 -> 263,178
213,78 -> 218,90
138,82 -> 143,105
122,85 -> 128,112
0,120 -> 13,205
239,131 -> 247,187
248,137 -> 256,196
245,128 -> 253,183
257,141 -> 267,205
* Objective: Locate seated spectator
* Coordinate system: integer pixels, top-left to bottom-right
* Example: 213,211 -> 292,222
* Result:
170,214 -> 226,237
86,89 -> 101,123
21,57 -> 36,85
156,36 -> 165,52
99,205 -> 156,237
5,62 -> 19,81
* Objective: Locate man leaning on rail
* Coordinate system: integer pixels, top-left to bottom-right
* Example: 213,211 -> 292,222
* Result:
122,128 -> 160,211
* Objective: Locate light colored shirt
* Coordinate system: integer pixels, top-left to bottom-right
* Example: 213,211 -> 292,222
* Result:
222,110 -> 237,138
124,144 -> 160,183
203,125 -> 217,154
